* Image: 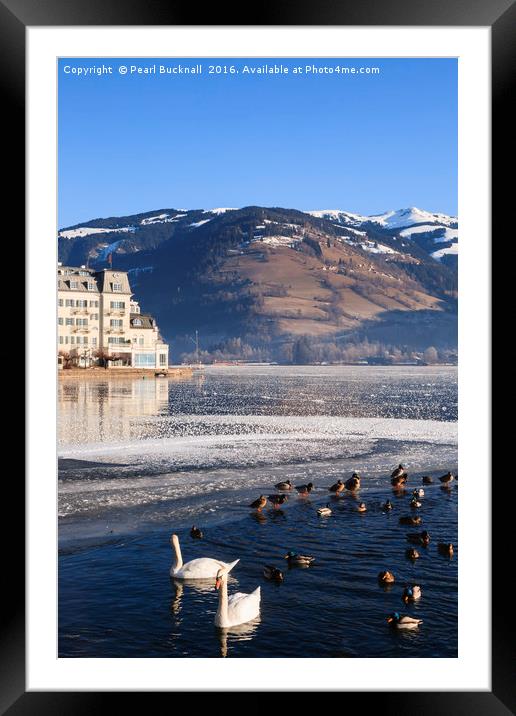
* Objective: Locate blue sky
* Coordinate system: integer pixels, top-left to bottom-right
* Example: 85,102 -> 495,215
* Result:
58,58 -> 457,227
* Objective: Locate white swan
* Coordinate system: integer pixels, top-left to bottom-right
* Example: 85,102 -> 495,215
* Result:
170,534 -> 239,580
214,568 -> 261,628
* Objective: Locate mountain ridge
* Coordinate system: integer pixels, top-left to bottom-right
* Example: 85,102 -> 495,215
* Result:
57,204 -> 458,361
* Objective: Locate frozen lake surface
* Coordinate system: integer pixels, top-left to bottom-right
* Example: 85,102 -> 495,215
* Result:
58,365 -> 457,658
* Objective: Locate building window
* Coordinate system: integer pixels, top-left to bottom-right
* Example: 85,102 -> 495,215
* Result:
108,337 -> 127,344
77,300 -> 87,308
132,318 -> 142,327
59,336 -> 63,344
159,353 -> 167,366
66,318 -> 74,326
70,336 -> 75,344
65,299 -> 75,307
79,271 -> 89,276
65,336 -> 69,344
58,299 -> 63,307
139,336 -> 144,346
58,317 -> 63,325
132,337 -> 137,343
110,319 -> 123,327
92,337 -> 97,346
134,352 -> 156,367
70,281 -> 78,289
113,283 -> 123,292
77,318 -> 88,327
87,282 -> 96,291
110,301 -> 125,309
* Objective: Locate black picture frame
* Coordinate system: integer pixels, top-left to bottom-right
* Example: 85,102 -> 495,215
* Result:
7,0 -> 508,710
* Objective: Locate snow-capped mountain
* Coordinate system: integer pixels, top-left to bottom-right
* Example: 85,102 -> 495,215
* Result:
307,207 -> 458,266
57,205 -> 457,358
308,206 -> 456,229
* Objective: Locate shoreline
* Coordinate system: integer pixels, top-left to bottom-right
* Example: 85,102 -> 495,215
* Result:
58,366 -> 194,379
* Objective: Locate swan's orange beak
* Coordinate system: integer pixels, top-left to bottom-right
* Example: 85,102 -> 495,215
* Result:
215,578 -> 221,590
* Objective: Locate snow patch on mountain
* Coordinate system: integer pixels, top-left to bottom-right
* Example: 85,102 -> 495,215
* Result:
431,244 -> 459,261
189,219 -> 212,228
253,235 -> 301,248
360,241 -> 398,255
309,209 -> 369,227
399,225 -> 458,241
141,213 -> 187,225
141,213 -> 169,225
203,208 -> 238,215
59,226 -> 136,239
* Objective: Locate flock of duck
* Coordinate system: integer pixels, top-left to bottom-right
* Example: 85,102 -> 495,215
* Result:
169,464 -> 456,632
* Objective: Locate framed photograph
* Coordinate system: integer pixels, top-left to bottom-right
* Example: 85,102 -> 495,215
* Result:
8,0 -> 509,708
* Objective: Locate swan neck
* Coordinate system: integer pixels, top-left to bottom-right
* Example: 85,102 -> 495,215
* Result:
216,578 -> 229,627
172,538 -> 183,571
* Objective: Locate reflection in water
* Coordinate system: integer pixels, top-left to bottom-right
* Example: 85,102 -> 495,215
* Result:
58,378 -> 170,445
170,575 -> 237,616
217,618 -> 261,658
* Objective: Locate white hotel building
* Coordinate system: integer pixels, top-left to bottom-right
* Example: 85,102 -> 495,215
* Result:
57,265 -> 169,369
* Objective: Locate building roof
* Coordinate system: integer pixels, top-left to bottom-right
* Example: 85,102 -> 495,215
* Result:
94,269 -> 132,295
130,313 -> 156,329
57,272 -> 99,293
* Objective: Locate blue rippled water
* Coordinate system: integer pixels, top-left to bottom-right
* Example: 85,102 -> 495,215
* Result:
58,365 -> 457,658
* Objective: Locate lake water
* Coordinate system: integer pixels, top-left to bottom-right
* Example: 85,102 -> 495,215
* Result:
58,365 -> 457,658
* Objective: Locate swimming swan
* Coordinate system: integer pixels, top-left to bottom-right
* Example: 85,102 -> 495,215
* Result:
214,569 -> 261,628
170,534 -> 239,580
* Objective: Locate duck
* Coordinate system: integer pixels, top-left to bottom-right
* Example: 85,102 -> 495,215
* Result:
378,570 -> 395,584
391,464 -> 407,480
439,471 -> 455,484
249,495 -> 267,511
268,494 -> 288,508
410,497 -> 422,509
345,475 -> 361,491
170,534 -> 239,580
387,612 -> 423,629
406,530 -> 431,546
214,568 -> 261,629
391,474 -> 408,488
329,479 -> 345,494
357,502 -> 367,513
422,476 -> 433,484
413,488 -> 425,498
284,551 -> 315,567
295,482 -> 314,495
190,525 -> 203,539
406,548 -> 420,560
402,585 -> 422,603
382,500 -> 393,511
438,542 -> 454,556
317,504 -> 332,517
263,565 -> 284,582
399,515 -> 422,526
275,480 -> 292,491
